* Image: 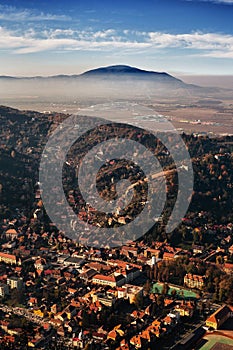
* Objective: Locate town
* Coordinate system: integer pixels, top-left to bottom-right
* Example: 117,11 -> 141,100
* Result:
0,220 -> 233,349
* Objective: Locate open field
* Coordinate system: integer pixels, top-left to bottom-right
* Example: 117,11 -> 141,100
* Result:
151,282 -> 198,299
197,333 -> 233,349
1,95 -> 232,136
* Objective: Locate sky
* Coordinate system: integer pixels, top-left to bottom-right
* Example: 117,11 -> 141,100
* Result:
0,0 -> 233,76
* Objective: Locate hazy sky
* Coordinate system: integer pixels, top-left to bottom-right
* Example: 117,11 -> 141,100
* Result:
0,0 -> 233,76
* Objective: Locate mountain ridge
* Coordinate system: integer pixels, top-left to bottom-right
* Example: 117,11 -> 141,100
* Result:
0,65 -> 182,82
0,65 -> 226,95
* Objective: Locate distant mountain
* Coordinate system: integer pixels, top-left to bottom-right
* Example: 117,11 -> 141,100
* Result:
0,65 -> 183,83
80,64 -> 182,82
0,74 -> 79,80
0,65 -> 225,104
0,75 -> 19,80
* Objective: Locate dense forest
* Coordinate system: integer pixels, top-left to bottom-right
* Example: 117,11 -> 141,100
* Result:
0,106 -> 232,248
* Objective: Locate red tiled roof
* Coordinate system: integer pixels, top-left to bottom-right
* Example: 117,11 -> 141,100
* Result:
5,229 -> 17,235
0,252 -> 16,260
206,305 -> 232,325
93,274 -> 116,282
223,263 -> 233,269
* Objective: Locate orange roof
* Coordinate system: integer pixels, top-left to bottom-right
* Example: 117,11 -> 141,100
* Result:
108,330 -> 117,340
206,305 -> 232,325
224,263 -> 233,269
141,330 -> 151,340
163,315 -> 173,323
107,259 -> 141,270
5,228 -> 17,235
29,297 -> 37,303
163,252 -> 175,258
185,273 -> 205,280
0,252 -> 16,260
3,335 -> 15,343
93,274 -> 116,282
42,323 -> 50,330
68,288 -> 77,294
146,248 -> 160,253
164,299 -> 174,306
152,319 -> 161,326
121,246 -> 138,251
130,335 -> 142,346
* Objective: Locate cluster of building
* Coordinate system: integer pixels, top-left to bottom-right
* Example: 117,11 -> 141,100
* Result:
0,209 -> 232,349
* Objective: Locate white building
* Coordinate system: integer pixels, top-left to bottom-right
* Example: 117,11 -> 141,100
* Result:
0,283 -> 9,297
7,277 -> 24,290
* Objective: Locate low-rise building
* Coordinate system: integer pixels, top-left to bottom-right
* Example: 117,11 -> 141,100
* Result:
163,252 -> 176,261
229,245 -> 233,256
115,266 -> 141,283
7,277 -> 24,290
34,258 -> 48,271
192,245 -> 204,254
206,305 -> 233,330
0,252 -> 17,265
223,263 -> 233,274
144,247 -> 160,259
5,228 -> 18,241
121,245 -> 138,258
92,273 -> 125,287
63,256 -> 85,268
175,301 -> 195,317
92,292 -> 116,307
184,273 -> 205,289
117,284 -> 143,304
0,283 -> 9,297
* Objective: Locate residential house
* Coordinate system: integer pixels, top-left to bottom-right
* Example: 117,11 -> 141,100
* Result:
7,276 -> 24,290
130,334 -> 148,349
0,252 -> 17,265
116,339 -> 130,350
229,245 -> 233,256
72,337 -> 84,349
117,284 -> 143,304
121,246 -> 138,258
223,263 -> 233,274
206,305 -> 233,330
163,252 -> 176,262
34,258 -> 48,271
5,228 -> 18,241
184,273 -> 205,289
79,268 -> 97,282
192,245 -> 204,254
92,274 -> 125,287
0,283 -> 9,297
115,266 -> 141,284
28,297 -> 38,307
65,304 -> 77,320
92,292 -> 116,307
144,247 -> 160,259
175,301 -> 195,317
63,256 -> 85,268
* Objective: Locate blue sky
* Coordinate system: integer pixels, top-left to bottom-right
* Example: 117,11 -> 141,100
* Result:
0,0 -> 232,76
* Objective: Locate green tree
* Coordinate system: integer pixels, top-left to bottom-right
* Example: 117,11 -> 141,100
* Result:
82,310 -> 90,329
134,293 -> 143,310
143,280 -> 151,296
162,283 -> 169,295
